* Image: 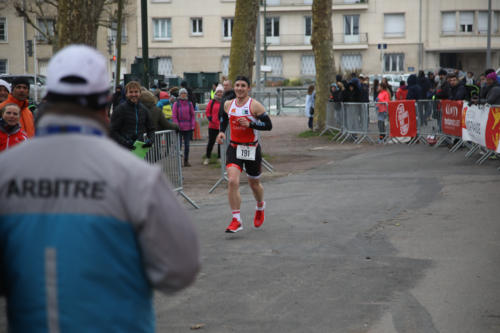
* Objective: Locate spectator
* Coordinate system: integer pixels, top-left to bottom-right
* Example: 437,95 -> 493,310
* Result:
110,81 -> 154,150
485,71 -> 500,105
0,103 -> 28,151
376,81 -> 391,142
406,74 -> 423,100
372,79 -> 380,102
336,81 -> 346,102
396,80 -> 408,100
435,69 -> 450,99
159,82 -> 170,100
466,71 -> 475,85
111,85 -> 125,110
480,69 -> 496,100
180,80 -> 197,109
359,75 -> 370,102
305,85 -> 315,130
329,83 -> 341,102
210,82 -> 218,100
343,81 -> 362,102
417,70 -> 431,99
218,79 -> 236,125
0,77 -> 35,137
428,71 -> 437,91
381,77 -> 394,99
172,88 -> 195,167
204,84 -> 224,164
0,79 -> 10,103
0,44 -> 199,332
139,88 -> 179,133
448,73 -> 467,100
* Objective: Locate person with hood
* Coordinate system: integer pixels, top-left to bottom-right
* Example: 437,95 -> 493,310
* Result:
406,74 -> 423,100
111,85 -> 125,110
343,81 -> 362,102
139,88 -> 179,133
172,88 -> 195,167
329,83 -> 341,102
204,84 -> 224,164
396,80 -> 408,100
0,103 -> 28,151
0,77 -> 35,137
448,73 -> 467,101
0,79 -> 10,104
417,70 -> 431,99
485,71 -> 500,105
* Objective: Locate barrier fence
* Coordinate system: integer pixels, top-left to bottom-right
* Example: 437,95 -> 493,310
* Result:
144,130 -> 199,209
321,100 -> 500,169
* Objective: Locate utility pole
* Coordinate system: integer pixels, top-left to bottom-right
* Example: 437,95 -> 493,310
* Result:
23,0 -> 28,72
418,0 -> 423,71
486,0 -> 492,69
263,0 -> 268,85
115,0 -> 124,89
141,0 -> 149,88
33,37 -> 37,103
255,1 -> 261,93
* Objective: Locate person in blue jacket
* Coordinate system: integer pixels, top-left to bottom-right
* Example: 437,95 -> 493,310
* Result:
0,45 -> 200,333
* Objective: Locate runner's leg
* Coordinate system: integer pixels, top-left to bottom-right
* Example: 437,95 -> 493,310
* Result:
227,166 -> 242,211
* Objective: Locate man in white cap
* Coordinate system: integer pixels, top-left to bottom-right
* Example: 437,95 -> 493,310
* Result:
0,79 -> 10,104
0,45 -> 199,332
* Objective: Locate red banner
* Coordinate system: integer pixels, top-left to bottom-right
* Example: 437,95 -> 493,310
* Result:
441,100 -> 463,137
389,101 -> 417,138
485,106 -> 500,152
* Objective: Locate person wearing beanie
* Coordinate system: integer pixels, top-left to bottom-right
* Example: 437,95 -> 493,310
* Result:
0,44 -> 199,332
203,84 -> 224,165
0,79 -> 11,103
485,71 -> 500,105
172,87 -> 195,166
0,77 -> 35,137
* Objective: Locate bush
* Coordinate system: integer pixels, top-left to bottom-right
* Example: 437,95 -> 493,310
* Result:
290,78 -> 303,86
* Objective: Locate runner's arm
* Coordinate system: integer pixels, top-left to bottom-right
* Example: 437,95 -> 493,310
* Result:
249,100 -> 272,131
219,100 -> 231,133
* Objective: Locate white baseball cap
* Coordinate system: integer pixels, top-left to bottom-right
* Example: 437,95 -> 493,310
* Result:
0,79 -> 11,93
46,44 -> 110,108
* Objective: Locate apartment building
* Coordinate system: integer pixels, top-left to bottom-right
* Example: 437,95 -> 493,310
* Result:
1,0 -> 499,81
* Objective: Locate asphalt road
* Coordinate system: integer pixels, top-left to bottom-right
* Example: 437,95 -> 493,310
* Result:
2,143 -> 498,332
155,144 -> 500,333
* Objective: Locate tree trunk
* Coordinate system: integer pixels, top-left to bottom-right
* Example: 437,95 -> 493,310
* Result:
228,0 -> 259,83
115,0 -> 124,89
57,0 -> 107,51
311,0 -> 335,130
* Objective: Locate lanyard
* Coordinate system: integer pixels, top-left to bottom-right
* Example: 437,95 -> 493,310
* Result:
36,125 -> 104,137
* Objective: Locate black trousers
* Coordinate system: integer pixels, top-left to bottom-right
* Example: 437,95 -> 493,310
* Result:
206,128 -> 220,158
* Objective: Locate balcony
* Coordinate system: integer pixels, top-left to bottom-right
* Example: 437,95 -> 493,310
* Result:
260,33 -> 368,51
262,0 -> 368,11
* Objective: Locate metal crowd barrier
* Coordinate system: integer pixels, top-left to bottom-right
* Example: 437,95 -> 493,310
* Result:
342,103 -> 374,144
144,130 -> 199,209
320,102 -> 344,139
191,110 -> 208,146
410,100 -> 441,145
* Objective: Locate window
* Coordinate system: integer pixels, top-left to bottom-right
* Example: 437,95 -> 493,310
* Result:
265,17 -> 280,37
153,18 -> 172,40
38,59 -> 49,76
459,11 -> 473,32
305,16 -> 312,36
344,15 -> 360,43
36,18 -> 55,42
266,55 -> 283,76
384,13 -> 405,37
341,54 -> 362,71
442,12 -> 456,35
266,0 -> 280,5
301,55 -> 315,76
384,53 -> 404,72
0,18 -> 6,42
191,18 -> 203,36
478,11 -> 489,34
221,56 -> 229,76
158,57 -> 173,76
222,18 -> 234,39
0,59 -> 7,74
109,20 -> 127,43
265,17 -> 280,44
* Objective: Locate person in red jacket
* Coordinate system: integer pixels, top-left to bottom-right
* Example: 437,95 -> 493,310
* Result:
204,84 -> 224,165
0,103 -> 28,151
0,77 -> 35,137
395,80 -> 408,100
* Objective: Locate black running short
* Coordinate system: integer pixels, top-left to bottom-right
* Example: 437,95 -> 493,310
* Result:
226,144 -> 262,178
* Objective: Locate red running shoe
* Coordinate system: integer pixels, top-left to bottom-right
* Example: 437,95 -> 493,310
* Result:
254,209 -> 265,228
225,218 -> 243,233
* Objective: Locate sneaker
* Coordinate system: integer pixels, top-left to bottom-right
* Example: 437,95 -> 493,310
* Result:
254,209 -> 265,228
203,158 -> 209,165
225,218 -> 242,233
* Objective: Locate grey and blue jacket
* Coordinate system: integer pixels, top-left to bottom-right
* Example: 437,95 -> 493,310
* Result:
0,114 -> 199,333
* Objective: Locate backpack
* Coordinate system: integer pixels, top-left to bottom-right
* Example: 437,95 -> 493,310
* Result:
162,103 -> 173,119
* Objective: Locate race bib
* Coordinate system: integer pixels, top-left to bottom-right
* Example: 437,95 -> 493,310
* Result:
236,145 -> 256,161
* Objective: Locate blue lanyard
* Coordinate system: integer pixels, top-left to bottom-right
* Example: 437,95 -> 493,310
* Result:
36,125 -> 104,137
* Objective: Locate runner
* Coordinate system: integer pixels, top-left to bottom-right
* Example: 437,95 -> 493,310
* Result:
216,76 -> 273,233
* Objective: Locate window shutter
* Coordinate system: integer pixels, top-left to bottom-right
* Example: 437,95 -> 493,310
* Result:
442,12 -> 456,34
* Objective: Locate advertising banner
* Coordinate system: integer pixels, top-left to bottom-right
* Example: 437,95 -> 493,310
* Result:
389,101 -> 417,138
461,103 -> 489,147
441,100 -> 463,137
485,106 -> 500,153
